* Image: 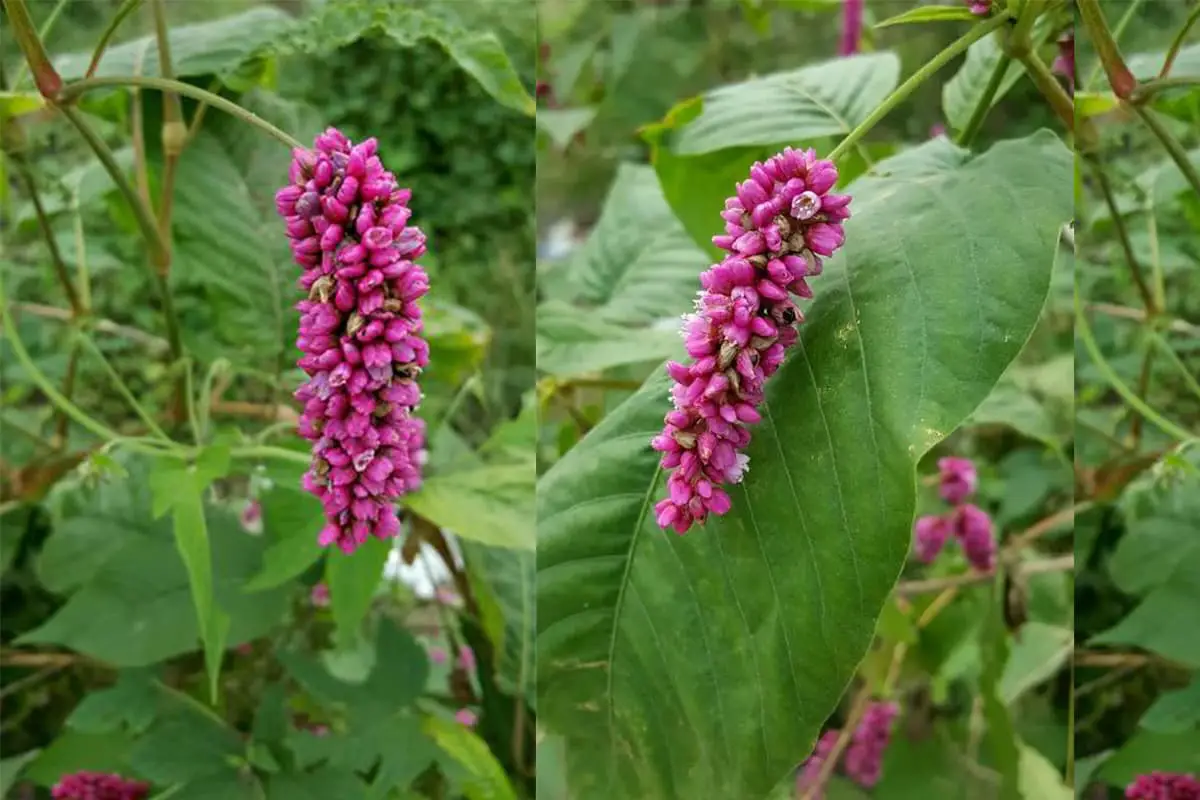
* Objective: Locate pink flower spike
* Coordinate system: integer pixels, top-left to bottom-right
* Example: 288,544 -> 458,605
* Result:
51,772 -> 150,800
796,730 -> 840,800
240,499 -> 262,534
953,503 -> 996,572
913,515 -> 950,563
455,708 -> 478,728
838,0 -> 863,57
278,128 -> 430,554
430,647 -> 448,665
459,645 -> 476,672
652,148 -> 851,534
844,702 -> 898,789
310,582 -> 331,608
1125,772 -> 1200,800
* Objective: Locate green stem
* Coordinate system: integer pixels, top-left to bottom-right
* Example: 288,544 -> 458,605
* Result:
9,154 -> 83,315
1086,158 -> 1155,314
59,76 -> 304,150
1,278 -> 125,445
3,0 -> 63,98
958,52 -> 1012,147
85,0 -> 144,79
1083,0 -> 1145,91
1133,76 -> 1200,103
1159,3 -> 1200,79
1149,332 -> 1200,403
197,359 -> 230,441
1007,0 -> 1043,56
1076,0 -> 1137,98
76,333 -> 172,441
829,14 -> 1009,163
182,357 -> 202,445
10,0 -> 69,91
56,103 -> 184,362
229,446 -> 310,466
1129,104 -> 1200,199
1074,286 -> 1194,442
1014,49 -> 1074,134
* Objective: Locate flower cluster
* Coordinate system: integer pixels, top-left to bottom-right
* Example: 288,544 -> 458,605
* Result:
796,730 -> 840,799
838,0 -> 864,57
276,128 -> 430,554
1053,30 -> 1075,94
1126,773 -> 1200,800
651,148 -> 851,534
844,702 -> 898,788
796,702 -> 899,798
52,772 -> 149,800
912,457 -> 996,572
966,0 -> 992,15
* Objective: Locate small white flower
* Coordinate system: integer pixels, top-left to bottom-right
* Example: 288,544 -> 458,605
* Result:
727,453 -> 751,483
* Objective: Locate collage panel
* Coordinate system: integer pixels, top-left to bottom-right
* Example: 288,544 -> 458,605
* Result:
0,1 -> 535,798
1073,0 -> 1200,797
536,1 -> 1074,798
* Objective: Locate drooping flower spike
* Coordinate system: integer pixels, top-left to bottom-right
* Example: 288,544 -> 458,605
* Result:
652,148 -> 851,534
276,128 -> 430,554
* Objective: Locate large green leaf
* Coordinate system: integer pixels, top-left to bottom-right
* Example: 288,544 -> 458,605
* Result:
535,164 -> 707,378
1095,730 -> 1200,786
22,459 -> 289,664
546,163 -> 708,322
273,0 -> 533,115
327,536 -> 392,650
942,34 -> 1025,134
536,132 -> 1071,799
1139,675 -> 1200,734
643,54 -> 900,255
52,7 -> 295,81
405,463 -> 535,550
668,52 -> 899,155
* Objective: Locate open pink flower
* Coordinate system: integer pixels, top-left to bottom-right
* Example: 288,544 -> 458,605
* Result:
652,148 -> 851,534
276,128 -> 430,554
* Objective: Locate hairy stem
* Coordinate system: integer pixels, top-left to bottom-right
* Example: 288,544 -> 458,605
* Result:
1076,0 -> 1137,98
1130,104 -> 1200,199
829,13 -> 1009,162
958,52 -> 1012,147
86,0 -> 145,78
3,0 -> 63,98
1086,158 -> 1156,313
1160,3 -> 1200,78
1013,49 -> 1074,134
1075,285 -> 1194,442
56,103 -> 183,362
59,76 -> 304,150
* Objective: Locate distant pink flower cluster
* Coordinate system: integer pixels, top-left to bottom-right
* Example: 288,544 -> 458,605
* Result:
276,128 -> 430,554
651,148 -> 851,534
912,457 -> 996,572
1126,772 -> 1200,799
796,702 -> 899,798
1053,30 -> 1075,94
310,582 -> 331,608
838,0 -> 863,56
52,772 -> 149,800
455,708 -> 478,727
967,0 -> 992,15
